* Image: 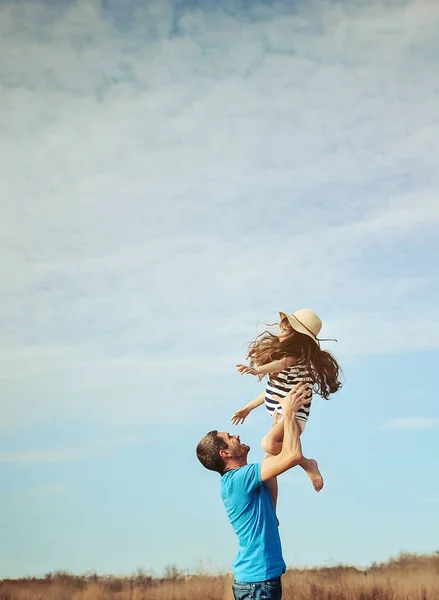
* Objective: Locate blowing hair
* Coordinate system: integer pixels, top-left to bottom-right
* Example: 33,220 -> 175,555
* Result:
196,430 -> 228,474
247,321 -> 342,400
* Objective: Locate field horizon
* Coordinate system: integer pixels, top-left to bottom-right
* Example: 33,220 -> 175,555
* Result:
1,551 -> 438,600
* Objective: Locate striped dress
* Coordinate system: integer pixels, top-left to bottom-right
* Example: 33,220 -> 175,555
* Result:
264,361 -> 313,425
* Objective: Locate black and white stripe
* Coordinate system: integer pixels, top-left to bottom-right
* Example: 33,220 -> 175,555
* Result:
265,364 -> 313,423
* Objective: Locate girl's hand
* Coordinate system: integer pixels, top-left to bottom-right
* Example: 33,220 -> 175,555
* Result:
231,407 -> 251,425
236,364 -> 258,376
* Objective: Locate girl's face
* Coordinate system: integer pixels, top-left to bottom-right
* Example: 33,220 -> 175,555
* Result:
278,319 -> 295,341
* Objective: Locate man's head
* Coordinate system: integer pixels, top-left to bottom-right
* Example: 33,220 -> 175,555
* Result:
196,431 -> 250,474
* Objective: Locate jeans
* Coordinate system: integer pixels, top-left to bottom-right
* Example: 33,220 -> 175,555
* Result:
232,576 -> 282,600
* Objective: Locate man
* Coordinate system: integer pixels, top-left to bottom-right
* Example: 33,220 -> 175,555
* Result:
196,383 -> 309,600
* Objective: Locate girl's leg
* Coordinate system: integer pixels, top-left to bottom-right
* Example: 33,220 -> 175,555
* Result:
296,419 -> 324,491
261,418 -> 324,492
299,456 -> 324,492
261,420 -> 284,455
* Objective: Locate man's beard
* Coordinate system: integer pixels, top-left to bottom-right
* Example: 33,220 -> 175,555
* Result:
237,443 -> 250,458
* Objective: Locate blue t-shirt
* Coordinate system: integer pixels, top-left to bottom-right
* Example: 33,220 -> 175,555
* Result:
220,463 -> 286,582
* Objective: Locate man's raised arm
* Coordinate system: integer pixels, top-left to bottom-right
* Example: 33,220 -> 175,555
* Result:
260,384 -> 308,482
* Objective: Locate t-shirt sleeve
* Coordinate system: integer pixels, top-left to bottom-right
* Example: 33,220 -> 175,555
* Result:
233,463 -> 262,494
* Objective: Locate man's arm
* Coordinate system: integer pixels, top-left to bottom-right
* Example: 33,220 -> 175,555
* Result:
260,384 -> 307,482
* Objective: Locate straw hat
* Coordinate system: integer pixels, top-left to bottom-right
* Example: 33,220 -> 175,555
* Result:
279,308 -> 323,344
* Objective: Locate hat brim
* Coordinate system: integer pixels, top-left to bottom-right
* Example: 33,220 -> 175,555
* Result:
279,312 -> 319,344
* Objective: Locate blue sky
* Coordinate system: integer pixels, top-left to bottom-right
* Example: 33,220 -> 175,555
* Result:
1,0 -> 439,579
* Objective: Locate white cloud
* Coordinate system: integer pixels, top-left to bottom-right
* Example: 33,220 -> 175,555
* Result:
421,494 -> 439,504
0,426 -> 148,462
383,418 -> 439,430
0,449 -> 95,464
1,0 -> 438,429
0,342 -> 240,428
0,483 -> 66,502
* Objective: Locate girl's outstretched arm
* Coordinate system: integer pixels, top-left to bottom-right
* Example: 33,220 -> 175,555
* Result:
236,356 -> 295,376
231,391 -> 265,425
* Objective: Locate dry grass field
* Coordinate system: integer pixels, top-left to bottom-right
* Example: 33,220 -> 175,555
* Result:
1,552 -> 438,600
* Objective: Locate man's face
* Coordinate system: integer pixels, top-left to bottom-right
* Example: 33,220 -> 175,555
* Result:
218,432 -> 250,460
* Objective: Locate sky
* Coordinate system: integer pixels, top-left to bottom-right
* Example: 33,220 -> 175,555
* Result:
1,0 -> 439,579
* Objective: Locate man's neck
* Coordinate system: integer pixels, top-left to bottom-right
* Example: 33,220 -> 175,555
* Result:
222,459 -> 247,474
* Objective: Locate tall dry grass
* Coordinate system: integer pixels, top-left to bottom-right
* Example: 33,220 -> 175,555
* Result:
1,552 -> 438,600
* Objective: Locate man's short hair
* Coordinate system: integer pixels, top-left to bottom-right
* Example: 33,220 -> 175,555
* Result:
196,430 -> 228,474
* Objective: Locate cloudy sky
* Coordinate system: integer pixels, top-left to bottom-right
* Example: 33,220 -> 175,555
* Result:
1,0 -> 438,579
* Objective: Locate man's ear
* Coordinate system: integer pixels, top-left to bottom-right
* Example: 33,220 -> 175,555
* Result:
219,449 -> 230,459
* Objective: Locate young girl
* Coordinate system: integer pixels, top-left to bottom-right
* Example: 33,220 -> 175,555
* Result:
231,308 -> 341,493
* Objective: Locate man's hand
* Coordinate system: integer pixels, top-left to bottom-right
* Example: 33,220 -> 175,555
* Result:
236,364 -> 258,376
260,383 -> 309,482
231,407 -> 251,425
273,383 -> 310,418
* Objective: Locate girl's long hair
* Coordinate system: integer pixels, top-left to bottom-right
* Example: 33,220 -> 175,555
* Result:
247,322 -> 342,400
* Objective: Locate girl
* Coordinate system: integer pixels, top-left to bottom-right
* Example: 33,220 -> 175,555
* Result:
231,308 -> 341,494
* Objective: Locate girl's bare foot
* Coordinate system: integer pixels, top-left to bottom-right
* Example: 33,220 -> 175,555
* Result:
301,458 -> 324,492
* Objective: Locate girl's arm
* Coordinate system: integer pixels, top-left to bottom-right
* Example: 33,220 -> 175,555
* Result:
236,356 -> 295,376
231,391 -> 265,425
